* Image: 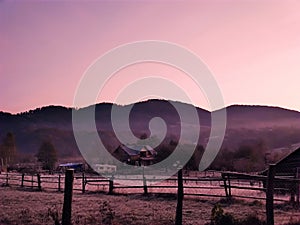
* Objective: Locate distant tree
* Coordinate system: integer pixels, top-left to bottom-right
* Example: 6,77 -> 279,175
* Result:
169,139 -> 178,147
36,141 -> 58,170
137,134 -> 160,147
210,148 -> 235,171
155,144 -> 173,162
185,145 -> 205,170
139,133 -> 148,140
0,132 -> 17,167
232,140 -> 267,172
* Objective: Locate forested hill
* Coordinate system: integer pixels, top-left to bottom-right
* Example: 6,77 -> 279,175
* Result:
1,100 -> 300,167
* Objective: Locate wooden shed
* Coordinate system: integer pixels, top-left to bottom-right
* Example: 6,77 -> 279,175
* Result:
262,146 -> 300,178
261,146 -> 300,202
58,162 -> 84,173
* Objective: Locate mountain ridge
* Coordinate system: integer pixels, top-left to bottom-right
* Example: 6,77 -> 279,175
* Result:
2,100 -> 300,116
1,99 -> 300,161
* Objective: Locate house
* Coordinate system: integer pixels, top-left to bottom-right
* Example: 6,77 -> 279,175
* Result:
113,144 -> 157,166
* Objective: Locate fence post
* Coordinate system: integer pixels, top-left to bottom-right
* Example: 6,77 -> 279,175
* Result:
228,175 -> 232,200
37,173 -> 42,191
31,175 -> 33,188
58,174 -> 61,192
5,173 -> 8,186
175,169 -> 183,225
82,172 -> 85,194
296,168 -> 300,206
62,169 -> 74,225
109,176 -> 114,195
266,164 -> 275,225
21,173 -> 24,187
142,167 -> 148,195
290,180 -> 296,203
222,173 -> 229,199
143,176 -> 148,195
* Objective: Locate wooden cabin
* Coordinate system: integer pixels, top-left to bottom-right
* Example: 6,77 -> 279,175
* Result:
262,146 -> 300,178
113,144 -> 157,166
261,146 -> 300,201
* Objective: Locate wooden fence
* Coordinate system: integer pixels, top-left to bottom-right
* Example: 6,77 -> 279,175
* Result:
0,170 -> 298,204
221,172 -> 300,203
1,168 -> 299,225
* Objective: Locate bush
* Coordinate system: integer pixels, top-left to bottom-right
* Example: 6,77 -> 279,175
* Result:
240,215 -> 266,225
99,201 -> 115,225
284,219 -> 300,225
210,204 -> 235,225
207,204 -> 266,225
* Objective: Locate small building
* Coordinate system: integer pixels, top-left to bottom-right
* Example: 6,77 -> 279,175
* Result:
113,144 -> 157,166
93,164 -> 117,174
58,163 -> 84,173
262,146 -> 300,178
261,146 -> 300,200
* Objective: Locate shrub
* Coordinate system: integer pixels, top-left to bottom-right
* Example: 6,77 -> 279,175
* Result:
99,201 -> 115,225
48,205 -> 60,225
210,204 -> 235,225
240,214 -> 266,225
208,204 -> 266,225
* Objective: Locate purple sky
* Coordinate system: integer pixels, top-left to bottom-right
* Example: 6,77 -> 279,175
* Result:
1,1 -> 300,113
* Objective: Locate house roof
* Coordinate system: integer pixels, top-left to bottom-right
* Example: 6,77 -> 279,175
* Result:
261,145 -> 300,175
117,144 -> 157,156
273,145 -> 300,167
59,163 -> 83,168
120,145 -> 140,156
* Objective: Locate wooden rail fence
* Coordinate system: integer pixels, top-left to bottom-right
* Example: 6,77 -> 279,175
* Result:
0,171 -> 298,203
1,168 -> 299,225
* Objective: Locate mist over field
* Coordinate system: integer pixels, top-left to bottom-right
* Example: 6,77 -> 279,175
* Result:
1,99 -> 300,172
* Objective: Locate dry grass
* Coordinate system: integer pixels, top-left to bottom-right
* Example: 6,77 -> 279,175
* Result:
0,186 -> 299,225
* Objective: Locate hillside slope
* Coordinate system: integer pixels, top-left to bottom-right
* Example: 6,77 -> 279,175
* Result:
1,100 -> 300,161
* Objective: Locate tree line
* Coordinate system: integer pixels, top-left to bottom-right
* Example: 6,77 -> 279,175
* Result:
0,132 -> 58,172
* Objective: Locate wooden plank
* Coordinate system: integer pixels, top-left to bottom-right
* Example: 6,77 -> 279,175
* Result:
220,184 -> 265,191
184,193 -> 225,198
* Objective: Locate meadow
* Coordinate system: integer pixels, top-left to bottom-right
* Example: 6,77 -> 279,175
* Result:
0,186 -> 299,225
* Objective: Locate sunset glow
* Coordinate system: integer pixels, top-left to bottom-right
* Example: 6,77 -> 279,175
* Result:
1,1 -> 300,113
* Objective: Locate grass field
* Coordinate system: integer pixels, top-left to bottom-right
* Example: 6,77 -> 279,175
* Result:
0,186 -> 300,225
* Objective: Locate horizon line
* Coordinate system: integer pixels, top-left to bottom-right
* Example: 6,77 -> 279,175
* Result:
2,99 -> 300,115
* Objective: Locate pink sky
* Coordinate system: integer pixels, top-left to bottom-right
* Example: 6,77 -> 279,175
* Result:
1,1 -> 300,113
